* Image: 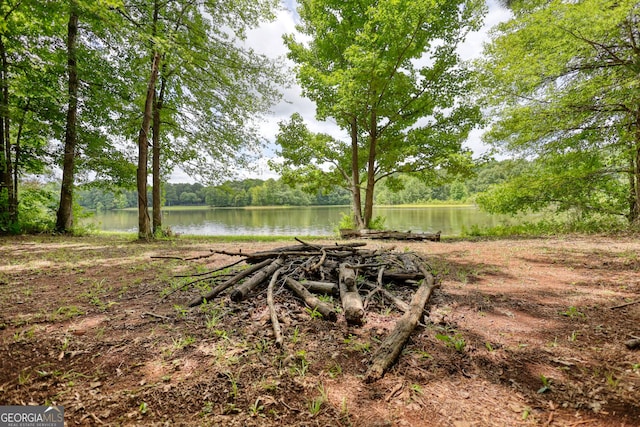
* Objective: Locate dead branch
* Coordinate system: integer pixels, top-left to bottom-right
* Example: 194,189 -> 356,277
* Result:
285,277 -> 337,321
267,268 -> 284,347
188,258 -> 272,307
609,299 -> 640,310
365,267 -> 438,382
300,280 -> 338,296
230,258 -> 285,302
174,259 -> 244,277
362,282 -> 410,313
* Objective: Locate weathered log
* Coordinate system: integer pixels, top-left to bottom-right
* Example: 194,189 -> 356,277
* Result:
230,258 -> 285,302
339,263 -> 364,325
285,277 -> 337,321
301,280 -> 339,296
188,258 -> 272,307
625,338 -> 640,350
340,229 -> 441,242
267,268 -> 284,347
365,268 -> 438,382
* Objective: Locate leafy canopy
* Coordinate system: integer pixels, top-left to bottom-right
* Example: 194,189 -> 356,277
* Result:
476,0 -> 640,222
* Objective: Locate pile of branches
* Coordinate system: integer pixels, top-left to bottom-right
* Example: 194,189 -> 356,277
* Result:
166,239 -> 439,382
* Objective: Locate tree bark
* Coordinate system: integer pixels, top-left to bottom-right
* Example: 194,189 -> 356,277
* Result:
285,277 -> 337,321
350,117 -> 365,229
230,258 -> 284,302
152,69 -> 166,235
188,258 -> 273,307
13,100 -> 29,208
339,263 -> 364,325
267,268 -> 284,347
137,50 -> 161,240
365,267 -> 438,382
56,5 -> 79,233
363,113 -> 377,228
0,34 -> 16,226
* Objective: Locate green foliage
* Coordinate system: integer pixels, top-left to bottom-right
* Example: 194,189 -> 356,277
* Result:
435,332 -> 466,353
477,0 -> 640,225
278,0 -> 486,227
15,184 -> 57,234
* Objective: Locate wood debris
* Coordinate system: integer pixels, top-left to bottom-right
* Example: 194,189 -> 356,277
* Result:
166,238 -> 439,380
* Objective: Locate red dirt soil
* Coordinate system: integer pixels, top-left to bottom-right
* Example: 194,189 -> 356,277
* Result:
0,234 -> 639,426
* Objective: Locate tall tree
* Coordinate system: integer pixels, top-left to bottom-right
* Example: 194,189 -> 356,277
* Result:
275,0 -> 484,228
53,0 -> 131,233
121,0 -> 282,238
476,0 -> 640,224
56,1 -> 79,233
0,1 -> 64,232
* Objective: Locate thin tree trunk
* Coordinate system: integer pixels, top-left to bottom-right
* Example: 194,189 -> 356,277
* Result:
631,110 -> 640,224
350,118 -> 364,229
137,50 -> 160,240
138,1 -> 162,240
152,70 -> 166,235
56,5 -> 79,233
0,35 -> 16,225
14,99 -> 30,209
363,113 -> 377,228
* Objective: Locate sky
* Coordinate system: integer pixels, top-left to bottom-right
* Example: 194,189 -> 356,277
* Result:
170,0 -> 512,183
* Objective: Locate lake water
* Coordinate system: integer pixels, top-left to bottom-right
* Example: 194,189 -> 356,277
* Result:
82,205 -> 509,236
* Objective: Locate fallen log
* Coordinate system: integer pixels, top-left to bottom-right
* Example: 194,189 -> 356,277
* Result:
230,258 -> 285,302
300,280 -> 339,296
285,277 -> 337,321
340,229 -> 441,242
339,263 -> 364,325
365,263 -> 438,382
188,258 -> 272,307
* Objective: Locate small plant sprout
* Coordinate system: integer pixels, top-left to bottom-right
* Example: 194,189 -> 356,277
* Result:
435,333 -> 466,353
308,384 -> 327,417
139,402 -> 149,415
605,372 -> 620,388
249,398 -> 265,417
305,307 -> 323,319
561,306 -> 585,319
18,370 -> 31,385
538,374 -> 552,393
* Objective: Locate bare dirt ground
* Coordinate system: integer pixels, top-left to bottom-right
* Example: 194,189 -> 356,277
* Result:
0,234 -> 639,426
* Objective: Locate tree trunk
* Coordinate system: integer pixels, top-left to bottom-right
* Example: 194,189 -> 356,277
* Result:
56,5 -> 79,233
350,118 -> 365,229
152,70 -> 166,235
631,111 -> 640,224
137,50 -> 161,240
0,35 -> 16,226
14,99 -> 30,212
363,113 -> 377,228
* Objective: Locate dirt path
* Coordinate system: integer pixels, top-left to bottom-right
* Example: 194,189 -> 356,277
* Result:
0,234 -> 639,426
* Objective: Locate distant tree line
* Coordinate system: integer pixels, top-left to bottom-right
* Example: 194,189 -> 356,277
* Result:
75,159 -> 527,210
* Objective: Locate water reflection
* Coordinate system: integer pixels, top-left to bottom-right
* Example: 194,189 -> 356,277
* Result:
84,205 -> 506,236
